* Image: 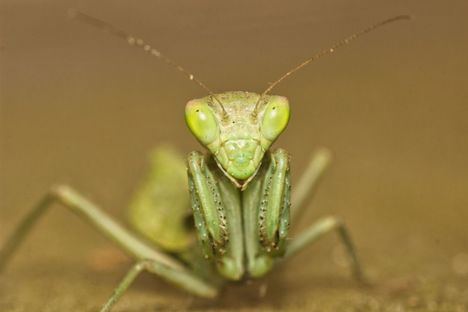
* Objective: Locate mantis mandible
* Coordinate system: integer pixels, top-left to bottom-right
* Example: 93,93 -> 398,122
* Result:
0,10 -> 410,311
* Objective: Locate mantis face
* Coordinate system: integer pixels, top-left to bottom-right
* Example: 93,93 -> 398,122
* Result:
185,91 -> 290,186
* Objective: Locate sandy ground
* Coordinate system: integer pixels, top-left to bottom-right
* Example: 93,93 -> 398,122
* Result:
1,0 -> 468,311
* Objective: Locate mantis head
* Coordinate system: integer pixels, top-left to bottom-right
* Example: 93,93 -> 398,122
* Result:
185,92 -> 290,186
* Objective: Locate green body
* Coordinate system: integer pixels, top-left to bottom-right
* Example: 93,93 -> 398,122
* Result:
0,91 -> 362,311
0,88 -> 363,312
130,91 -> 291,280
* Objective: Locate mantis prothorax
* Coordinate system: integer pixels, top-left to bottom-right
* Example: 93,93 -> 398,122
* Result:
0,10 -> 410,311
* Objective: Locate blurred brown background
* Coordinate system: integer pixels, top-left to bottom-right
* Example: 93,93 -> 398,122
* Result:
1,0 -> 467,311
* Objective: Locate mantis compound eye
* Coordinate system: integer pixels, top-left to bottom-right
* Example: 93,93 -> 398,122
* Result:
185,100 -> 219,145
261,96 -> 290,142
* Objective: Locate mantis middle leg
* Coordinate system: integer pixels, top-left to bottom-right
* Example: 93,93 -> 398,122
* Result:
0,185 -> 218,309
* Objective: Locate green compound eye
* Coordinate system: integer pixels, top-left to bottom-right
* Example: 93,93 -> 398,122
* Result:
261,96 -> 290,142
185,100 -> 219,145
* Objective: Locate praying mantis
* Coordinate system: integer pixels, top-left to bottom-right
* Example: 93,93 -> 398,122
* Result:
0,10 -> 410,311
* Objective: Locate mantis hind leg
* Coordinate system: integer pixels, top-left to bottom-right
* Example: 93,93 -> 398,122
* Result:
0,185 -> 218,309
285,148 -> 364,281
284,216 -> 364,281
101,257 -> 221,312
291,147 -> 332,221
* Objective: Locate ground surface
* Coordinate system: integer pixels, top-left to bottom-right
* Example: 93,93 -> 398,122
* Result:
1,0 -> 468,311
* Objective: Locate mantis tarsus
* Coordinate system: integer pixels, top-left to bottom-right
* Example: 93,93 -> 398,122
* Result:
0,10 -> 410,311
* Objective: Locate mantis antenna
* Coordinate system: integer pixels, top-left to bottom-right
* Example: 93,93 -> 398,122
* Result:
253,15 -> 411,114
68,9 -> 228,116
